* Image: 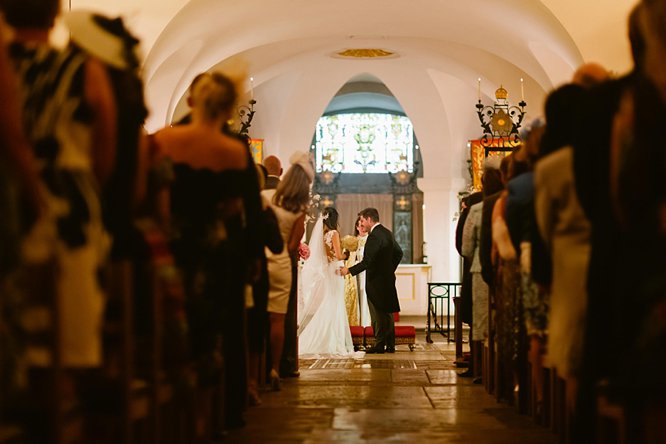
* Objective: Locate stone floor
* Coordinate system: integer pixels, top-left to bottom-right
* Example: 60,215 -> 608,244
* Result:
226,334 -> 556,443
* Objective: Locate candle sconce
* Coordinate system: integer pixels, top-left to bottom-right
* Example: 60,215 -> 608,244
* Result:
475,84 -> 527,155
238,98 -> 256,138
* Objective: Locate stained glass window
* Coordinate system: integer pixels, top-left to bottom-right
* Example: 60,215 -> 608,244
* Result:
314,113 -> 414,173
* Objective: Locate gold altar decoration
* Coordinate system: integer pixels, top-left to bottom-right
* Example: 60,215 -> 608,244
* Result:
470,139 -> 512,191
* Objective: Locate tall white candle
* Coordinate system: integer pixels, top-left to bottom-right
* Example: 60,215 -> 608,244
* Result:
477,78 -> 481,101
250,76 -> 254,100
520,77 -> 524,101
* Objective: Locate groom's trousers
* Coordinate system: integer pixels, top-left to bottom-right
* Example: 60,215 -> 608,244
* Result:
368,298 -> 395,349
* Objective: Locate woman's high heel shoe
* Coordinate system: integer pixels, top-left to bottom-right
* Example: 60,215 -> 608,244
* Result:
270,369 -> 281,391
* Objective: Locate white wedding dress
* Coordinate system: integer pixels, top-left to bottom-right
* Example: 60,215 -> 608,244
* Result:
298,218 -> 358,357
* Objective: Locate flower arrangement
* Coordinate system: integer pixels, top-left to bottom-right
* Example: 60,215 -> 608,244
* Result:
341,235 -> 359,252
298,242 -> 310,260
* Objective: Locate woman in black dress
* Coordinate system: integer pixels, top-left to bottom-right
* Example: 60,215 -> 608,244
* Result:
153,72 -> 262,433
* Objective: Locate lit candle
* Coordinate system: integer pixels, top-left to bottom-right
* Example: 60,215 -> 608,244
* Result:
250,76 -> 254,100
477,78 -> 481,101
422,203 -> 427,242
520,77 -> 524,101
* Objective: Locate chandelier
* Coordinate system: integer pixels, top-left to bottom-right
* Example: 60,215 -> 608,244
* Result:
475,79 -> 527,154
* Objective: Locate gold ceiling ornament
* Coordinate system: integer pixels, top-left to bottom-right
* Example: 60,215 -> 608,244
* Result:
336,48 -> 395,58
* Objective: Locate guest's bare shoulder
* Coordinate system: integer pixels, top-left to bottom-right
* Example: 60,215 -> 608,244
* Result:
213,134 -> 248,170
152,125 -> 189,161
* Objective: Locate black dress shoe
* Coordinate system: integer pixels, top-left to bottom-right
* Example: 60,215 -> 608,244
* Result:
385,347 -> 396,353
365,346 -> 385,354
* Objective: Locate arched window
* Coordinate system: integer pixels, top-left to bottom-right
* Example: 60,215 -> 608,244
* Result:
314,113 -> 414,174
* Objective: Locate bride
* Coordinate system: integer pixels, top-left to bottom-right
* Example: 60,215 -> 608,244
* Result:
298,207 -> 356,356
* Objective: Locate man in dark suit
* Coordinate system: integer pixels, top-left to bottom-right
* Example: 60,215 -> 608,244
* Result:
263,155 -> 282,190
340,208 -> 403,353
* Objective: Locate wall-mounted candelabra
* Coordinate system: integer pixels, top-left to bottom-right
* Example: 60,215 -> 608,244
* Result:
238,98 -> 256,138
475,79 -> 527,155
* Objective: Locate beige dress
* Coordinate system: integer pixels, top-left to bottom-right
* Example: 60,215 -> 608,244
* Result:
263,190 -> 303,314
462,201 -> 489,341
535,146 -> 591,379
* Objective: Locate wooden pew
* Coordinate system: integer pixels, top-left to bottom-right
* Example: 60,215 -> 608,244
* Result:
84,260 -> 150,443
20,261 -> 84,444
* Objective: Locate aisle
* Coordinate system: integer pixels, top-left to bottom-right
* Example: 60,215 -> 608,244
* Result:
227,337 -> 556,443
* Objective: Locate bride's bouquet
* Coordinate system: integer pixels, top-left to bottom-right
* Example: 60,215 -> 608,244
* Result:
298,242 -> 310,260
341,235 -> 359,252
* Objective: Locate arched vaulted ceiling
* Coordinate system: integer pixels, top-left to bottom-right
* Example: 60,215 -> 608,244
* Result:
61,0 -> 637,179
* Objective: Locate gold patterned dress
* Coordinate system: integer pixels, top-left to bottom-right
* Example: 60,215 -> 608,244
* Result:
342,235 -> 360,326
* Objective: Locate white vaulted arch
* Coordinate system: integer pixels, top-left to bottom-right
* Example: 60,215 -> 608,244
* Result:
61,0 -> 637,280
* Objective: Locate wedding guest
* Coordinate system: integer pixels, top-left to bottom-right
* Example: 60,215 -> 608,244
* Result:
572,62 -> 609,88
571,5 -> 649,440
0,15 -> 42,275
0,14 -> 43,416
354,216 -> 372,327
247,164 -> 283,406
153,71 -> 263,432
593,2 -> 666,440
263,155 -> 283,190
174,72 -> 211,126
535,83 -> 589,417
479,157 -> 510,288
262,154 -> 300,378
1,0 -> 116,371
455,190 -> 483,373
64,10 -> 148,260
490,155 -> 525,404
504,122 -> 550,418
262,152 -> 313,389
342,227 -> 360,326
461,158 -> 500,382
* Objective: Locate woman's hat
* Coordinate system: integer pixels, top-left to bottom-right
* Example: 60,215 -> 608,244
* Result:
64,10 -> 140,70
289,151 -> 314,182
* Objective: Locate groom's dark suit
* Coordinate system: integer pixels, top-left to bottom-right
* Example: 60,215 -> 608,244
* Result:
349,223 -> 403,350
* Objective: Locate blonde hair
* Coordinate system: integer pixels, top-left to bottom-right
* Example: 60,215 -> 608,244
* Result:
190,72 -> 237,121
272,163 -> 311,213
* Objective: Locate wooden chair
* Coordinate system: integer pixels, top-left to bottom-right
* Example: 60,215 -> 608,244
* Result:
535,363 -> 552,427
482,340 -> 490,393
595,385 -> 625,444
83,260 -> 151,443
0,276 -> 27,444
0,425 -> 24,444
452,297 -> 464,361
20,261 -> 84,444
145,255 -> 180,444
549,369 -> 567,438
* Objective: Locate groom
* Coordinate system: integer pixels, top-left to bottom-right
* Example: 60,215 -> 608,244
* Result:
340,208 -> 403,353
